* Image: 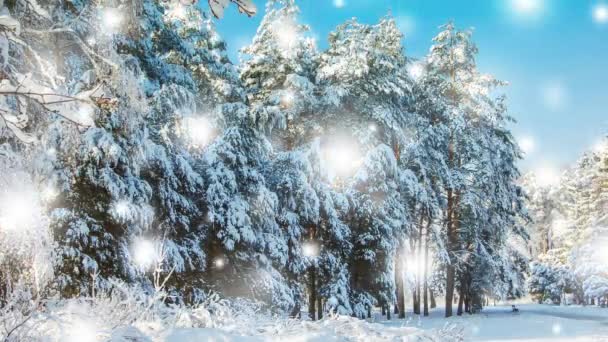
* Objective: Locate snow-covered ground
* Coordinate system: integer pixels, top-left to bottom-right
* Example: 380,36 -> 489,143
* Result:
379,304 -> 608,341
163,317 -> 445,342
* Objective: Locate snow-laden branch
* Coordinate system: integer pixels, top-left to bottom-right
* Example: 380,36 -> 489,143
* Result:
208,0 -> 257,19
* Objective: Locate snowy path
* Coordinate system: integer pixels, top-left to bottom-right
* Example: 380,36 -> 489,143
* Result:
379,304 -> 608,341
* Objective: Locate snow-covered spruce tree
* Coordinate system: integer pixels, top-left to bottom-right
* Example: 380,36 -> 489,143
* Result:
241,0 -> 353,318
425,22 -> 527,316
568,138 -> 608,304
403,57 -> 453,317
1,0 -> 253,299
316,17 -> 415,319
524,140 -> 608,306
0,0 -> 142,296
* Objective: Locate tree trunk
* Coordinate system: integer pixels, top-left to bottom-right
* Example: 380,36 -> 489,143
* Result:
423,218 -> 431,316
386,303 -> 391,320
416,220 -> 423,315
413,216 -> 423,315
309,266 -> 316,321
396,252 -> 405,318
457,289 -> 464,316
445,264 -> 455,317
398,296 -> 405,318
317,296 -> 323,320
430,290 -> 437,309
445,180 -> 456,317
382,304 -> 386,316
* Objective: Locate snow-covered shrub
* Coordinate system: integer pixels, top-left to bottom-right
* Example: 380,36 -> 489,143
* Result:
0,145 -> 55,341
528,255 -> 576,304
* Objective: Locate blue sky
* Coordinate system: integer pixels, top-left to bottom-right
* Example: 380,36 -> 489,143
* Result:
211,0 -> 608,171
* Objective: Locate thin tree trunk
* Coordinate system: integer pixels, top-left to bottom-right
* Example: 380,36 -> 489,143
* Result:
317,296 -> 323,320
416,219 -> 423,315
414,215 -> 423,315
457,288 -> 464,316
397,254 -> 405,318
445,182 -> 456,317
430,290 -> 437,309
423,219 -> 431,316
309,266 -> 316,321
396,252 -> 405,318
386,303 -> 391,320
382,304 -> 386,316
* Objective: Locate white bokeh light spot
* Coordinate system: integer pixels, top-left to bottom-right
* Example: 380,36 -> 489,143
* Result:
302,241 -> 318,258
132,238 -> 158,269
511,0 -> 544,16
396,15 -> 415,37
593,138 -> 607,153
101,8 -> 123,31
518,135 -> 536,155
333,0 -> 346,8
273,20 -> 298,52
534,164 -> 560,187
281,90 -> 295,107
322,139 -> 362,183
0,191 -> 38,232
552,322 -> 562,335
182,116 -> 214,148
593,4 -> 608,24
541,82 -> 568,111
407,62 -> 425,81
214,257 -> 225,269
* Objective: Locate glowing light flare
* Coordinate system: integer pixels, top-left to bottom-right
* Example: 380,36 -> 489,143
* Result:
396,15 -> 415,37
169,4 -> 188,20
593,139 -> 607,154
272,20 -> 298,52
510,0 -> 544,16
541,82 -> 569,111
101,8 -> 123,31
333,0 -> 346,8
406,258 -> 418,277
534,165 -> 560,187
281,90 -> 295,108
41,184 -> 59,202
552,322 -> 562,335
132,238 -> 159,270
302,241 -> 318,258
407,62 -> 425,81
322,140 -> 362,182
593,4 -> 608,24
213,257 -> 226,269
0,191 -> 37,232
518,135 -> 536,155
112,200 -> 131,220
182,116 -> 215,148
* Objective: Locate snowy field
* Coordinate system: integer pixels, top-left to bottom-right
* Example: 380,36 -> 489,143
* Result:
157,304 -> 608,341
379,304 -> 608,341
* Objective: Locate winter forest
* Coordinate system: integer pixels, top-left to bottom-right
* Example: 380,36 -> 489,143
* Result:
0,0 -> 606,340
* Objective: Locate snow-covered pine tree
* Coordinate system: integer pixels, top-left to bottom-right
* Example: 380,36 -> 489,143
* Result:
241,0 -> 352,318
425,22 -> 527,315
316,16 -> 414,318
